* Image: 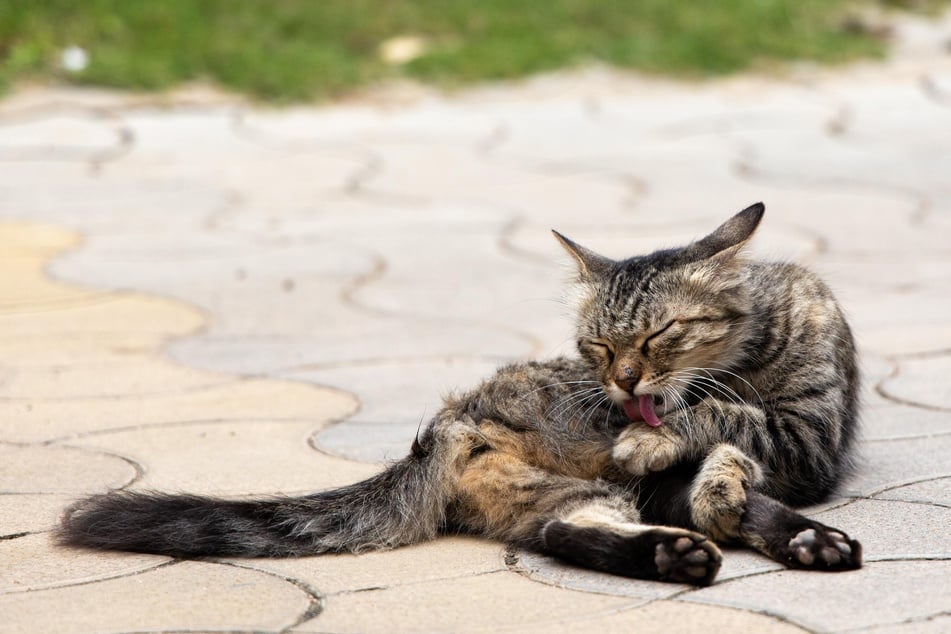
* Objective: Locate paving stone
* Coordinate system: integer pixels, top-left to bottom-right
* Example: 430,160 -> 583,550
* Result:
879,353 -> 951,411
69,421 -> 379,495
0,493 -> 72,536
168,320 -> 534,375
680,560 -> 951,633
0,532 -> 164,594
861,403 -> 951,442
292,570 -> 635,634
504,600 -> 808,634
0,108 -> 128,162
840,288 -> 951,356
927,71 -> 951,104
0,294 -> 201,343
1,560 -> 311,633
0,444 -> 136,494
3,357 -> 233,400
106,108 -> 369,208
291,357 -> 500,462
236,535 -> 505,595
844,434 -> 951,497
874,476 -> 951,507
0,379 -> 356,444
811,498 -> 950,560
859,614 -> 951,634
238,99 -> 498,148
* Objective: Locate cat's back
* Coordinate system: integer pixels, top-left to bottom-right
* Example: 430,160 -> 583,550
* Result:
749,262 -> 858,390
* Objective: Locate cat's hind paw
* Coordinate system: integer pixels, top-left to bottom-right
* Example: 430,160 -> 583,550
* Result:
785,523 -> 862,571
652,530 -> 722,586
541,521 -> 722,586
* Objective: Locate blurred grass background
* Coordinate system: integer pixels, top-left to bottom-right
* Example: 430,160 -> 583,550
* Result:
0,0 -> 944,101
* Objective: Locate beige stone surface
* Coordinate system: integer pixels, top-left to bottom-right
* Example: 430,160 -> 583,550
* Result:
71,421 -> 379,494
0,444 -> 136,494
509,600 -> 809,634
1,560 -> 311,634
236,536 -> 506,595
292,571 -> 635,634
1,533 -> 165,594
0,493 -> 72,536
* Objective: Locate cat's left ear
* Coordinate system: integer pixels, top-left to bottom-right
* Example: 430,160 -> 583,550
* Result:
684,202 -> 764,262
552,230 -> 615,281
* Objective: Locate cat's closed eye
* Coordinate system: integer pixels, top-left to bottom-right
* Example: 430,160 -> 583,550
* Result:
584,339 -> 615,363
641,320 -> 677,354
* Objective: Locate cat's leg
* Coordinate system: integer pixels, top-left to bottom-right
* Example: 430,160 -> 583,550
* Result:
635,445 -> 862,571
689,443 -> 763,542
542,503 -> 721,585
687,445 -> 861,570
739,489 -> 862,571
454,450 -> 721,585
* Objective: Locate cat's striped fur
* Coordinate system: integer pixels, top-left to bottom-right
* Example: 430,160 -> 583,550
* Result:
60,203 -> 862,584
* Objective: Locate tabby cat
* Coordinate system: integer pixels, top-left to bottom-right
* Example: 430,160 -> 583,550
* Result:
60,203 -> 862,585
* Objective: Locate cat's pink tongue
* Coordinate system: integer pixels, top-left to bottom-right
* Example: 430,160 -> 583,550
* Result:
638,394 -> 663,427
622,395 -> 663,427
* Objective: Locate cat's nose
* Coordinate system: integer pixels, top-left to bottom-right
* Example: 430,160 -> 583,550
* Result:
614,367 -> 638,393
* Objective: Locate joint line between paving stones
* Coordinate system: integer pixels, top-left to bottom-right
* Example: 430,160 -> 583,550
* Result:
210,560 -> 323,632
855,472 -> 951,499
1,558 -> 178,596
40,416 -> 327,447
322,566 -> 509,599
337,237 -> 546,356
839,608 -> 951,634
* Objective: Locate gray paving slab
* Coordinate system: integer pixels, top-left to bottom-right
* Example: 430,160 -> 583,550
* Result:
811,498 -> 949,560
679,560 -> 951,633
874,477 -> 951,507
880,353 -> 951,411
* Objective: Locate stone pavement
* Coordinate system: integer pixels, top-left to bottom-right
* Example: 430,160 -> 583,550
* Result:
2,13 -> 951,634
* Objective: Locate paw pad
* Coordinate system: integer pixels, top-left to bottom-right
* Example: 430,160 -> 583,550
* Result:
653,531 -> 722,586
787,524 -> 862,571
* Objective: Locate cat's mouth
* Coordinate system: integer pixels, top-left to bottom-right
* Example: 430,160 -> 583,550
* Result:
622,394 -> 664,427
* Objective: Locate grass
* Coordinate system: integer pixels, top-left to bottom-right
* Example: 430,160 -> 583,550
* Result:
0,1 -> 938,102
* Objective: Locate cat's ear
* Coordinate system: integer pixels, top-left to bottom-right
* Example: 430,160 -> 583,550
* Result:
685,202 -> 764,262
552,230 -> 614,281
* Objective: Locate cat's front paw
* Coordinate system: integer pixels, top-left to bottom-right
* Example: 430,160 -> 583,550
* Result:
613,425 -> 683,476
691,444 -> 763,542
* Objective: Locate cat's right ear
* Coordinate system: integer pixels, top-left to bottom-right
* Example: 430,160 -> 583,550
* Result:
552,231 -> 614,281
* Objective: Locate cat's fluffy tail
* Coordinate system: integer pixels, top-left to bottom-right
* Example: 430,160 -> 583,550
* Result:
58,443 -> 460,557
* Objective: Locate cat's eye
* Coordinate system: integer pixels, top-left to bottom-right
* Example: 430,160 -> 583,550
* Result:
586,339 -> 615,362
640,320 -> 677,354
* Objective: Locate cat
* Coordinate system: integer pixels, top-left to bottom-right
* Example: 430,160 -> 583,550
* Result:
59,203 -> 862,586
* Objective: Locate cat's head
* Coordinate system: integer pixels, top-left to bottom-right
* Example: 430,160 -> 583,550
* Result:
554,203 -> 764,425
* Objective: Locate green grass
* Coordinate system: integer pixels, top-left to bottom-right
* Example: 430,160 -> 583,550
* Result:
0,1 -> 932,101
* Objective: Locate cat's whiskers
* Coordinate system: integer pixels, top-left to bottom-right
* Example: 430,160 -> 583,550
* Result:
662,380 -> 694,427
576,392 -> 612,434
673,369 -> 747,409
667,375 -> 729,426
684,365 -> 766,413
660,384 -> 689,427
546,386 -> 605,429
520,379 -> 602,401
